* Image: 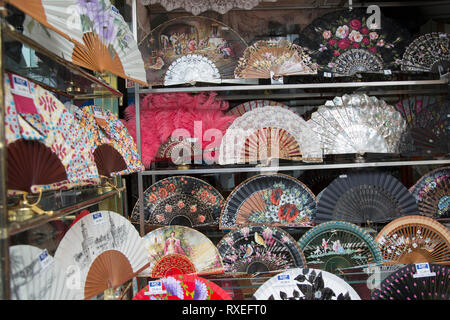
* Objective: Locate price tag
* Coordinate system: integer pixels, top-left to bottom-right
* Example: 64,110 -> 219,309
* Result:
93,106 -> 106,120
270,71 -> 284,84
145,281 -> 167,295
324,72 -> 332,78
11,75 -> 33,98
274,274 -> 296,287
413,263 -> 436,278
339,174 -> 348,179
92,212 -> 106,225
38,249 -> 53,272
383,69 -> 392,75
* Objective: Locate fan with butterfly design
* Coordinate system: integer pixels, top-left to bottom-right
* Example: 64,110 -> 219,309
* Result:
410,167 -> 450,219
252,268 -> 361,300
401,33 -> 450,74
226,100 -> 290,117
307,94 -> 407,156
220,173 -> 317,229
234,40 -> 318,79
141,226 -> 224,278
217,225 -> 306,274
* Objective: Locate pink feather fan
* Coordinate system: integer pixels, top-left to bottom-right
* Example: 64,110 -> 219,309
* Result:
123,92 -> 236,168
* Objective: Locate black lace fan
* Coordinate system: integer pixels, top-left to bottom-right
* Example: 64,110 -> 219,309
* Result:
314,172 -> 419,224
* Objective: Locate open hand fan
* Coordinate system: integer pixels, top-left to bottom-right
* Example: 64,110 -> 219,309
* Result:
401,33 -> 450,74
220,173 -> 317,229
133,274 -> 232,300
4,73 -> 100,194
298,221 -> 383,272
142,226 -> 224,278
234,40 -> 318,79
226,100 -> 290,117
252,268 -> 361,300
217,225 -> 306,273
375,215 -> 450,266
410,167 -> 450,219
371,264 -> 450,300
139,16 -> 247,86
219,105 -> 322,164
314,172 -> 419,224
307,94 -> 407,155
78,105 -> 144,177
155,136 -> 202,164
9,245 -> 80,300
54,210 -> 149,300
131,176 -> 224,227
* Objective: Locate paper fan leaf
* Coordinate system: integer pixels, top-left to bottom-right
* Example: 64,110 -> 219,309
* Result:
220,173 -> 317,229
226,100 -> 290,117
142,226 -> 224,277
375,215 -> 450,265
219,106 -> 323,164
298,221 -> 383,272
252,268 -> 360,300
307,94 -> 407,155
54,210 -> 149,300
217,225 -> 306,273
130,176 -> 224,228
234,40 -> 318,79
139,16 -> 247,86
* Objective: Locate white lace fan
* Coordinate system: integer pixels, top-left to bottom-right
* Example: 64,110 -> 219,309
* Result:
9,245 -> 81,300
218,105 -> 323,164
54,211 -> 149,300
252,268 -> 361,300
307,94 -> 407,155
164,54 -> 221,86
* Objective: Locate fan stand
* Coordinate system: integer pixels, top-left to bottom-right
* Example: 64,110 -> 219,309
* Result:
8,190 -> 54,221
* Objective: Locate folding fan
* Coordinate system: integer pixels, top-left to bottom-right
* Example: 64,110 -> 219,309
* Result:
133,274 -> 232,300
9,245 -> 81,300
54,210 -> 149,300
297,8 -> 411,75
297,221 -> 383,272
410,167 -> 450,219
220,173 -> 317,229
130,176 -> 224,227
155,136 -> 202,164
307,94 -> 407,155
252,268 -> 361,300
217,225 -> 306,273
219,105 -> 323,165
78,105 -> 144,177
234,40 -> 318,79
142,226 -> 224,278
375,215 -> 450,265
371,264 -> 450,300
22,1 -> 148,86
401,33 -> 450,74
139,16 -> 247,86
226,100 -> 290,117
314,171 -> 420,224
4,73 -> 100,194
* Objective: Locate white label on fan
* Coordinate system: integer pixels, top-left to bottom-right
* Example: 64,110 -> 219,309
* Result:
92,212 -> 106,225
221,27 -> 229,30
93,106 -> 106,119
274,274 -> 295,287
11,75 -> 32,98
186,137 -> 198,143
339,174 -> 348,178
270,71 -> 284,84
383,70 -> 392,75
145,281 -> 167,295
440,33 -> 447,38
413,263 -> 436,278
38,249 -> 53,272
324,72 -> 332,78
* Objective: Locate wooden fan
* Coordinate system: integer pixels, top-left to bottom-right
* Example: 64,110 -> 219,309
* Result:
93,144 -> 127,177
375,216 -> 450,266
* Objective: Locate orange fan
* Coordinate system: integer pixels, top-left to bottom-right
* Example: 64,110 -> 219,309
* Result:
375,216 -> 450,266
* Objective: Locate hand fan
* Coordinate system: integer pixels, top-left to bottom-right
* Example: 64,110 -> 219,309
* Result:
234,40 -> 318,79
375,215 -> 450,266
142,225 -> 224,278
226,100 -> 290,117
220,173 -> 317,229
314,172 -> 419,224
9,245 -> 81,300
139,16 -> 247,86
307,94 -> 407,155
155,136 -> 202,164
297,8 -> 411,75
401,33 -> 450,74
133,274 -> 232,300
130,176 -> 224,227
297,221 -> 383,273
54,210 -> 149,300
252,268 -> 361,300
78,105 -> 144,177
219,105 -> 323,165
4,73 -> 100,194
410,167 -> 450,219
217,225 -> 306,274
371,264 -> 450,300
22,1 -> 148,86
